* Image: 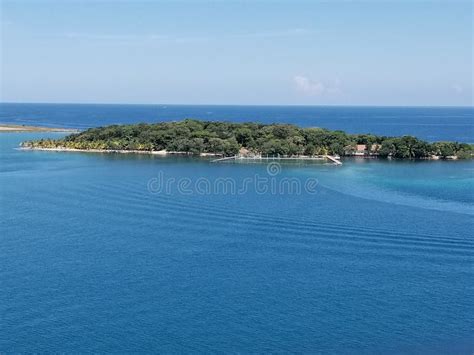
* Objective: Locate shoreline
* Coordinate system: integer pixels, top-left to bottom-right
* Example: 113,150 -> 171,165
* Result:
21,146 -> 463,164
19,146 -> 463,161
19,146 -> 222,157
0,124 -> 79,133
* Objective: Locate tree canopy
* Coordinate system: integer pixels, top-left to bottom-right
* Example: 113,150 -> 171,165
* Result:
22,119 -> 473,159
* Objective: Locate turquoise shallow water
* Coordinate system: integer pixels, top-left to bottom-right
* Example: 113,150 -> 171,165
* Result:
1,133 -> 473,353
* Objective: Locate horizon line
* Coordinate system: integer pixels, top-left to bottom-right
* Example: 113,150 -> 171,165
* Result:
1,101 -> 473,109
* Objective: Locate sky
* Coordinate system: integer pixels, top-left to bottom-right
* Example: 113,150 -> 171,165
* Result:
0,0 -> 472,106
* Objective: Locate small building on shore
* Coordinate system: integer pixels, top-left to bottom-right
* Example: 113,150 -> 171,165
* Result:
351,144 -> 381,156
354,144 -> 367,156
238,147 -> 261,158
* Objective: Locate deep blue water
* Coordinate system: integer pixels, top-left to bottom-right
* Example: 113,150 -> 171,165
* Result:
1,103 -> 473,142
1,129 -> 473,352
1,103 -> 474,352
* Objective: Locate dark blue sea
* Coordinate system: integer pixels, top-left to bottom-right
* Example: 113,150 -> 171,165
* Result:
1,104 -> 473,353
0,103 -> 473,142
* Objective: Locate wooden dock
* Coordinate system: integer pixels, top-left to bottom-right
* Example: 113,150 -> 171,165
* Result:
324,155 -> 343,165
211,155 -> 342,165
210,156 -> 237,163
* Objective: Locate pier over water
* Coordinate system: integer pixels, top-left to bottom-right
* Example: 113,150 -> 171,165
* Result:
211,154 -> 342,165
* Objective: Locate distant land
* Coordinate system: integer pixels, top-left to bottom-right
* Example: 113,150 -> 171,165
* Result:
21,119 -> 474,160
0,124 -> 78,133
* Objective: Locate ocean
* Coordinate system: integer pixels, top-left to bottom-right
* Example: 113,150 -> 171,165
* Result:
1,104 -> 473,352
0,103 -> 473,142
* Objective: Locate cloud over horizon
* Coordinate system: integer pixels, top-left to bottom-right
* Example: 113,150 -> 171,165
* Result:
293,76 -> 341,97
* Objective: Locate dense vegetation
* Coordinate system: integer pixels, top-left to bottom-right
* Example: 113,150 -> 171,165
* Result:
23,119 -> 473,159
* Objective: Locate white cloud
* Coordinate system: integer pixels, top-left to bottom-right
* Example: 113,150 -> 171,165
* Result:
64,33 -> 138,41
62,28 -> 317,44
293,75 -> 340,96
231,28 -> 315,39
452,84 -> 464,94
294,75 -> 325,95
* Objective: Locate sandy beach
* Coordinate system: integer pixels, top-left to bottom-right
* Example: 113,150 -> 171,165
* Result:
19,146 -> 221,157
0,124 -> 78,132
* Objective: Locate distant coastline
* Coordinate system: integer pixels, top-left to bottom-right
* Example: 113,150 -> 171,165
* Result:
0,124 -> 78,133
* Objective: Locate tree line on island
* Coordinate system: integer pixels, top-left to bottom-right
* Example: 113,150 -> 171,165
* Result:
22,119 -> 473,159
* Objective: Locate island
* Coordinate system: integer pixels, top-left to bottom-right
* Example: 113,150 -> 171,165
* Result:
21,119 -> 473,160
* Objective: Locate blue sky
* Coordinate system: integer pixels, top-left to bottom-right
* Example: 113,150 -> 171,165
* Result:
1,0 -> 472,105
